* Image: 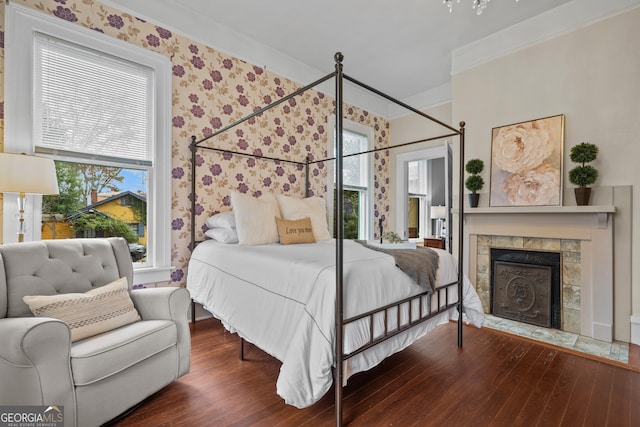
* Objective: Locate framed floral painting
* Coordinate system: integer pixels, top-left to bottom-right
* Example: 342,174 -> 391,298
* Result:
489,114 -> 564,207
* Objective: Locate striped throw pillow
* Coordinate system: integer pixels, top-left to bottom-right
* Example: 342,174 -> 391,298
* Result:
23,277 -> 141,342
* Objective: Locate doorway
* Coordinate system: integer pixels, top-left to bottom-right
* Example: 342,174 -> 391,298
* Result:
395,142 -> 452,249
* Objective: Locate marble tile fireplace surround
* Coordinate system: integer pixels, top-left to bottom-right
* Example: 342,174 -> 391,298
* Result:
462,203 -> 622,343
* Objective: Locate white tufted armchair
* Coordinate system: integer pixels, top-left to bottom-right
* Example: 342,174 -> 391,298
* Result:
0,237 -> 190,427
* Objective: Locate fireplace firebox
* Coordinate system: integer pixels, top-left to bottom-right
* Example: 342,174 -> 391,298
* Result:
490,248 -> 561,329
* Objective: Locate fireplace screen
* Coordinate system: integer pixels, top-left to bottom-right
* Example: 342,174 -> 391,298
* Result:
490,248 -> 561,329
493,261 -> 552,327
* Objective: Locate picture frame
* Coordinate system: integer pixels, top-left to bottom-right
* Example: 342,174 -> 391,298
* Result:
489,114 -> 564,207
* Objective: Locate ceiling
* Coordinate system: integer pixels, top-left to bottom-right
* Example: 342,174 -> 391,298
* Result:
100,0 -> 628,115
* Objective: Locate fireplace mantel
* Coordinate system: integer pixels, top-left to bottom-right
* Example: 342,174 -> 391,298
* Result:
461,206 -> 615,342
457,205 -> 615,228
462,206 -> 615,214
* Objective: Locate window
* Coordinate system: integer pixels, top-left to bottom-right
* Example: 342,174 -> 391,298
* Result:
130,223 -> 145,238
327,116 -> 374,239
77,228 -> 104,239
5,4 -> 172,284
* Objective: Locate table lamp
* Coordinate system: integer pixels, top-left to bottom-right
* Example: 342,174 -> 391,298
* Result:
430,205 -> 447,239
0,152 -> 59,242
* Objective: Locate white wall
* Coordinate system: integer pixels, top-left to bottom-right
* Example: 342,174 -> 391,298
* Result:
452,7 -> 640,343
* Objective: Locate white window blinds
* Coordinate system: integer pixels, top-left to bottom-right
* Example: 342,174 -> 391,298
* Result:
336,129 -> 369,188
33,32 -> 154,165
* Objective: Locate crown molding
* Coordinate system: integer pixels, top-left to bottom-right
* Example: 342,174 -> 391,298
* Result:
452,0 -> 640,75
387,83 -> 452,119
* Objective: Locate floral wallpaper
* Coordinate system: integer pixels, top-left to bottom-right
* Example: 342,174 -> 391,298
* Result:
3,0 -> 391,286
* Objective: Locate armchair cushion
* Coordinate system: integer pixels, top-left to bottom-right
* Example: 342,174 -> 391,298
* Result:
23,277 -> 140,342
70,320 -> 176,386
130,287 -> 191,377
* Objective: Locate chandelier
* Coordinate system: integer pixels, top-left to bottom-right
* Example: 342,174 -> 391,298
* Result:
444,0 -> 519,15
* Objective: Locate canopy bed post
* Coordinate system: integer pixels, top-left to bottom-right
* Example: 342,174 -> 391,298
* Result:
334,51 -> 345,427
190,135 -> 197,254
190,135 -> 197,325
305,156 -> 310,198
457,121 -> 466,347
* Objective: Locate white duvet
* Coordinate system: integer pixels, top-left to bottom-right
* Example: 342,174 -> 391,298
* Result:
187,239 -> 484,408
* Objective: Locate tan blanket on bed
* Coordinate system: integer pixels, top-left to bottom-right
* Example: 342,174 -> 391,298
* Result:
355,240 -> 439,293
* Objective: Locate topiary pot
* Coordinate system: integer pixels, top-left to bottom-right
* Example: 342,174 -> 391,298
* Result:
468,193 -> 480,208
574,187 -> 591,206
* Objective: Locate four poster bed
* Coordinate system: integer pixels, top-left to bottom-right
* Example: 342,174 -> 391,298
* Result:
186,53 -> 484,425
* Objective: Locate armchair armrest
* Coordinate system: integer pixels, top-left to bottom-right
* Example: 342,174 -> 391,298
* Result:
0,318 -> 76,412
130,287 -> 191,376
130,287 -> 190,321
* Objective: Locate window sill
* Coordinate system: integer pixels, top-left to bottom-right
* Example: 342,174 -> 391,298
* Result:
133,266 -> 174,286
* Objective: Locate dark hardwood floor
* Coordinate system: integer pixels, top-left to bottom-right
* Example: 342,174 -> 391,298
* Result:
112,318 -> 640,426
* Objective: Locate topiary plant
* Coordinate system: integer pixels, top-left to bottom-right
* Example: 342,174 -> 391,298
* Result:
465,159 -> 485,194
568,142 -> 599,188
568,142 -> 599,206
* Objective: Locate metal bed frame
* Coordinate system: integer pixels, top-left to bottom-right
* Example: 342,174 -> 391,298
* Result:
189,52 -> 466,426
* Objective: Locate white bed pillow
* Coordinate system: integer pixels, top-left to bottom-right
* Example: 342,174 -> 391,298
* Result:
205,211 -> 236,230
231,191 -> 281,245
276,195 -> 331,241
204,227 -> 239,244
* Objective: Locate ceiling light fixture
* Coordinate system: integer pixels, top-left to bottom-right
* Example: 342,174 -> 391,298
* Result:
444,0 -> 519,16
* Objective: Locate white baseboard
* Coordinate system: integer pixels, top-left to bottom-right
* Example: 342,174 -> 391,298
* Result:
592,322 -> 613,343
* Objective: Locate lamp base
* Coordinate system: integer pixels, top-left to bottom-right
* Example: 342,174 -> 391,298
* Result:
17,192 -> 26,243
434,218 -> 443,238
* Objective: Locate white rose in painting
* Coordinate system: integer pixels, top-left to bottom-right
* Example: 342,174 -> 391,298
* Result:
503,162 -> 560,206
493,121 -> 553,174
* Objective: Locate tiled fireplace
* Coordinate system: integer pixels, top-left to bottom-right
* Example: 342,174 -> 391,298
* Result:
475,235 -> 580,334
461,204 -> 618,342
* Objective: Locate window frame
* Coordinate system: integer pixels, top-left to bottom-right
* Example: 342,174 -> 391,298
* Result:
327,115 -> 375,240
4,4 -> 172,285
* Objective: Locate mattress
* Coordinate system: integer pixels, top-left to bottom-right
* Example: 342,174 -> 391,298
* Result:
187,238 -> 484,408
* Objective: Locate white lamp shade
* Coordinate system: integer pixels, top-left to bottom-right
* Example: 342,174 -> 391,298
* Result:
430,205 -> 447,219
0,152 -> 59,195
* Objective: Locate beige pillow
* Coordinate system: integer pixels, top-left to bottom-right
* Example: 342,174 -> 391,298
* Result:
23,277 -> 140,342
275,217 -> 316,245
276,195 -> 331,241
231,191 -> 281,245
